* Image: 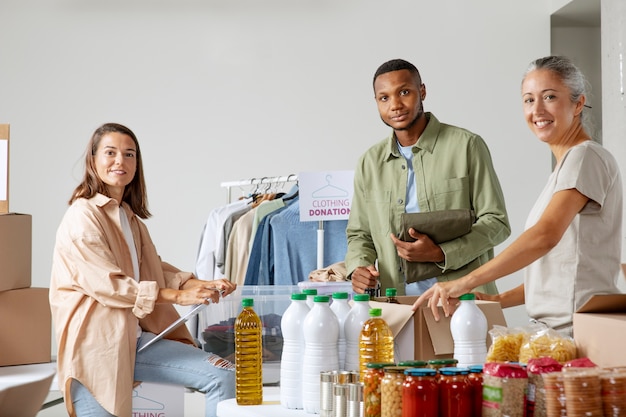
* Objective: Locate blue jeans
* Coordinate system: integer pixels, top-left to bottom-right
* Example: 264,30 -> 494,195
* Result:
71,332 -> 236,417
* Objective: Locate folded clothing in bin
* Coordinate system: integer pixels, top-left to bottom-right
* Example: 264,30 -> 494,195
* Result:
201,313 -> 284,363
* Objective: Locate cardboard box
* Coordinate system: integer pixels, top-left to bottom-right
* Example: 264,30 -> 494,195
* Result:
0,124 -> 8,214
573,293 -> 626,368
372,296 -> 507,362
0,287 -> 52,366
0,213 -> 32,292
132,382 -> 184,416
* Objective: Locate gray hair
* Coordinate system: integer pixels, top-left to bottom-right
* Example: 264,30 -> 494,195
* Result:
523,56 -> 593,135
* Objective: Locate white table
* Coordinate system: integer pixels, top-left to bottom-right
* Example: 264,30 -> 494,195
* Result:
217,386 -> 311,417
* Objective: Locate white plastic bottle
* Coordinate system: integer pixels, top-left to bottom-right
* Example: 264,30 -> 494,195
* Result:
343,293 -> 371,373
450,293 -> 488,368
302,295 -> 339,414
330,292 -> 351,371
302,288 -> 318,309
279,293 -> 310,409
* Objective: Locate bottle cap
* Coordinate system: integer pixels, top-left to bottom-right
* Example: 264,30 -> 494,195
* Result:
242,298 -> 254,307
459,293 -> 476,300
385,288 -> 397,297
332,292 -> 349,300
302,288 -> 318,295
369,308 -> 382,317
313,295 -> 330,303
353,294 -> 370,302
291,293 -> 307,301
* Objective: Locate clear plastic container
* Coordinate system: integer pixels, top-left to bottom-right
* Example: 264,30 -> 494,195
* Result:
234,298 -> 263,405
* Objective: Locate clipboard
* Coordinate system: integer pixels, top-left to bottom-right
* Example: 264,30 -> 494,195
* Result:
137,289 -> 225,354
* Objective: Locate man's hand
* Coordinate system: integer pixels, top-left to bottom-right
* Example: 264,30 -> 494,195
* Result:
350,265 -> 379,294
390,229 -> 444,262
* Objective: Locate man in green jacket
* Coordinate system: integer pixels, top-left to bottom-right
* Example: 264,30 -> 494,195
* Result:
346,58 -> 510,296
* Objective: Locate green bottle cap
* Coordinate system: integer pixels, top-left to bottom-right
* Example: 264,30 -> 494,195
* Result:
302,289 -> 318,295
291,293 -> 307,301
386,288 -> 397,297
369,308 -> 382,317
332,292 -> 349,300
313,295 -> 330,303
353,294 -> 370,302
242,298 -> 254,307
459,293 -> 476,300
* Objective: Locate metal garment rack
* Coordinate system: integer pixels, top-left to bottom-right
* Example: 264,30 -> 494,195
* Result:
220,174 -> 298,203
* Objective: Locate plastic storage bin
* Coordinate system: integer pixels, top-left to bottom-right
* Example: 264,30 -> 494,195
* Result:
198,285 -> 298,385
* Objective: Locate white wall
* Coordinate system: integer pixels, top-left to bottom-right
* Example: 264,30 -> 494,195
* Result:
0,0 -> 553,329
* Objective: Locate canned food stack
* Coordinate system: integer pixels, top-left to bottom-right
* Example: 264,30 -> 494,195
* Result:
319,370 -> 361,417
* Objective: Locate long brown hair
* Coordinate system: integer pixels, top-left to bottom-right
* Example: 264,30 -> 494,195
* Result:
69,123 -> 152,219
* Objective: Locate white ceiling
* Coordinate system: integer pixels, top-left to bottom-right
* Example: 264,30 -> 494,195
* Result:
552,0 -> 601,27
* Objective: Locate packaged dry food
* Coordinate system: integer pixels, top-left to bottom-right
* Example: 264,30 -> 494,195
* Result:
600,368 -> 626,417
542,372 -> 566,417
482,362 -> 528,417
518,326 -> 576,364
485,325 -> 524,363
562,357 -> 597,370
562,369 -> 602,417
526,357 -> 563,417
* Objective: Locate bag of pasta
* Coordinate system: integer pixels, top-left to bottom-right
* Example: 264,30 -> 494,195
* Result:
485,325 -> 524,363
518,325 -> 576,364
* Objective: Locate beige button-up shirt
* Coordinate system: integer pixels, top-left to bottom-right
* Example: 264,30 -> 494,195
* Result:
50,194 -> 195,416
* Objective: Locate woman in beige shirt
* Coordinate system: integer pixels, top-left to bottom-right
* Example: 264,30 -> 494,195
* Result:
50,123 -> 237,417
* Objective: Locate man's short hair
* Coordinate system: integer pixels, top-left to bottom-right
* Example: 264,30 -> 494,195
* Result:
373,59 -> 422,89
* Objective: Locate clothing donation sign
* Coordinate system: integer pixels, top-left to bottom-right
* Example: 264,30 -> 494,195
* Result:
298,170 -> 354,221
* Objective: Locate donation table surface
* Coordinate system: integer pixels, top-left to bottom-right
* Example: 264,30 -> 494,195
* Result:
217,386 -> 312,417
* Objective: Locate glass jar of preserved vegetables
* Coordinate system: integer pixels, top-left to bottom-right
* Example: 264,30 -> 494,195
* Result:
363,362 -> 395,417
402,368 -> 439,417
467,364 -> 483,417
381,366 -> 406,417
439,367 -> 472,417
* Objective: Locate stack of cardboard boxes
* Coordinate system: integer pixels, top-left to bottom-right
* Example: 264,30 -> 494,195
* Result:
0,124 -> 52,367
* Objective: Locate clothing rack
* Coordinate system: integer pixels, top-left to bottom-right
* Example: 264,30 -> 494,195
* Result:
220,175 -> 298,203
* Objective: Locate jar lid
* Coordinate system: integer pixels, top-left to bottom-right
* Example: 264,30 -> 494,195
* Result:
439,367 -> 470,375
398,360 -> 428,367
332,292 -> 349,299
242,298 -> 254,307
313,295 -> 330,303
404,368 -> 437,377
291,293 -> 307,301
353,294 -> 370,302
383,366 -> 406,374
468,364 -> 484,373
365,362 -> 396,369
